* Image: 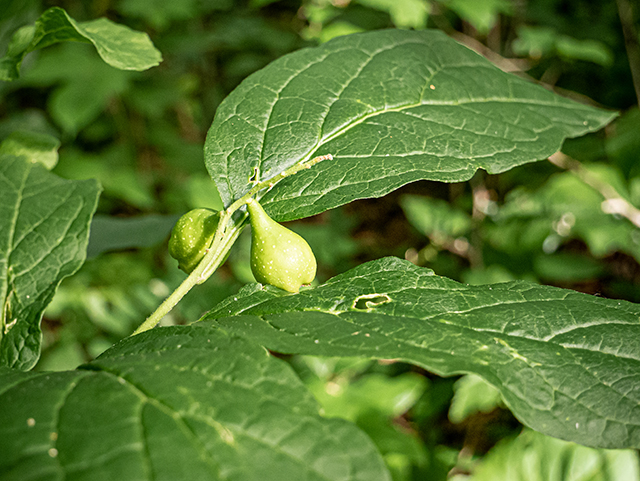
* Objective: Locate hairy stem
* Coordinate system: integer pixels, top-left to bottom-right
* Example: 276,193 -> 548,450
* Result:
132,222 -> 244,335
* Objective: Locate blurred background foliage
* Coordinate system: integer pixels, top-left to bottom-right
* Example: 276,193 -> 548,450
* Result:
2,0 -> 640,479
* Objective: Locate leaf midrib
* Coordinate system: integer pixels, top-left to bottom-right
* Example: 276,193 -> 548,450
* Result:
249,93 -> 589,202
259,313 -> 640,430
1,158 -> 30,327
235,284 -> 640,356
94,364 -> 352,481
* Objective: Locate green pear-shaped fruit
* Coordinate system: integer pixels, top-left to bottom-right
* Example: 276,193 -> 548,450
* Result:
168,208 -> 220,273
247,198 -> 316,293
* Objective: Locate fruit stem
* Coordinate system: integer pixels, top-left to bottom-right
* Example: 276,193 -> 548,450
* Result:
131,153 -> 333,335
131,219 -> 244,336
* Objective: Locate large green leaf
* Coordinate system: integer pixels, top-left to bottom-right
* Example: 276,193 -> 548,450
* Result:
204,29 -> 616,221
203,257 -> 640,450
0,6 -> 162,81
0,326 -> 390,481
0,154 -> 100,370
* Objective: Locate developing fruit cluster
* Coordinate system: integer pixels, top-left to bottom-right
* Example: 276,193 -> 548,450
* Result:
168,200 -> 316,293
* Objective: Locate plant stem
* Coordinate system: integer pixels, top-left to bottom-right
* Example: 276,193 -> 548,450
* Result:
616,0 -> 640,108
132,153 -> 333,335
549,152 -> 640,228
132,221 -> 244,335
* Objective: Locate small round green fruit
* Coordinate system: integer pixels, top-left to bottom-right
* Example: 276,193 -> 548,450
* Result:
168,208 -> 220,273
247,198 -> 316,293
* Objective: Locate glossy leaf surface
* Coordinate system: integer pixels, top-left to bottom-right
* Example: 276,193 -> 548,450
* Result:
205,29 -> 615,221
204,257 -> 640,450
0,326 -> 390,481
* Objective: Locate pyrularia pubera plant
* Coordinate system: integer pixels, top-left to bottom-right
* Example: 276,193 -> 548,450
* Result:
247,197 -> 316,292
2,20 -> 637,481
168,208 -> 220,273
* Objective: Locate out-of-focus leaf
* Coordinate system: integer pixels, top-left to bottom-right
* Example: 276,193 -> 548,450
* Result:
356,0 -> 429,29
36,339 -> 85,372
400,194 -> 472,239
444,0 -> 512,34
534,252 -> 604,282
513,26 -> 614,66
309,372 -> 427,422
20,43 -> 131,134
293,355 -> 429,481
605,108 -> 640,176
0,110 -> 58,143
512,26 -> 557,59
449,374 -> 503,424
492,165 -> 640,263
1,6 -> 161,80
317,22 -> 365,43
287,209 -> 360,274
185,174 -> 225,211
0,0 -> 38,26
87,214 -> 179,258
357,410 -> 429,481
116,0 -> 199,30
464,429 -> 640,481
0,131 -> 59,169
556,36 -> 614,67
54,145 -> 155,209
461,265 -> 518,285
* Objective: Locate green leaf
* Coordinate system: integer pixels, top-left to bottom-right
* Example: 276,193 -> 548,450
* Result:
444,0 -> 512,34
400,194 -> 472,239
0,131 -> 60,170
448,374 -> 503,424
203,257 -> 640,450
54,145 -> 155,209
204,29 -> 615,221
0,6 -> 162,81
355,0 -> 429,29
308,371 -> 427,423
533,252 -> 604,283
491,165 -> 640,263
463,429 -> 640,481
86,214 -> 179,258
0,155 -> 100,370
555,36 -> 614,67
513,27 -> 614,67
0,326 -> 391,481
116,0 -> 199,30
20,43 -> 133,134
